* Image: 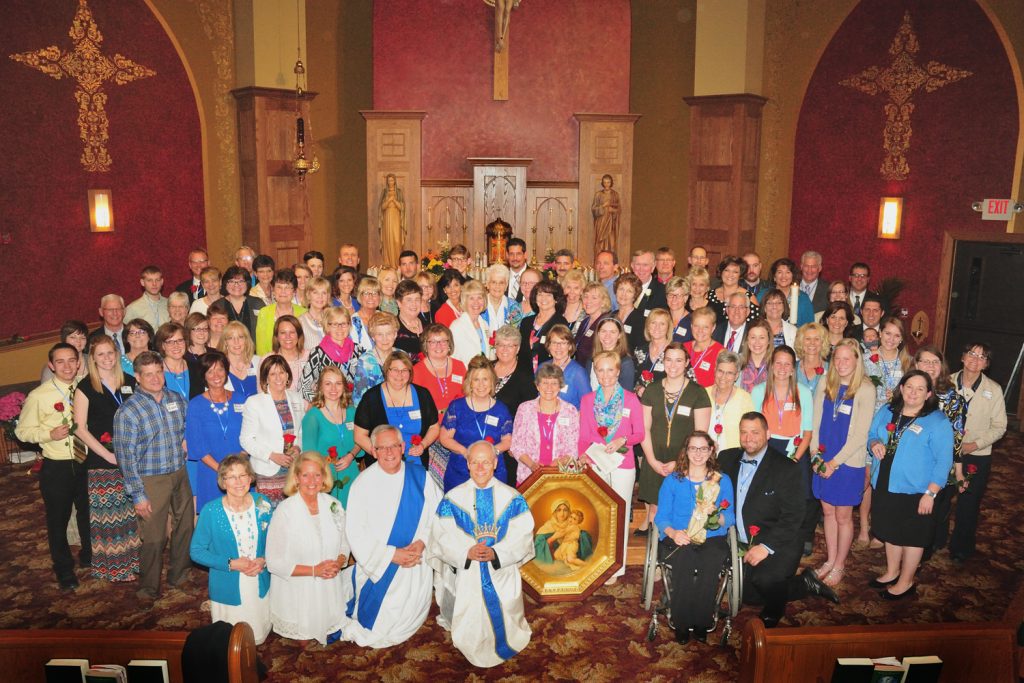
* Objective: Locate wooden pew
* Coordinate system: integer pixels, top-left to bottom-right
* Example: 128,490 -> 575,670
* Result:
0,622 -> 258,683
739,618 -> 1018,682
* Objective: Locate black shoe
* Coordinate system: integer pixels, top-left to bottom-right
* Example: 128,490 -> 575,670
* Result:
801,568 -> 839,604
760,615 -> 781,629
868,576 -> 899,589
79,555 -> 92,569
633,527 -> 649,537
881,584 -> 916,600
58,577 -> 79,591
802,541 -> 813,557
692,627 -> 708,643
674,627 -> 690,644
950,553 -> 967,566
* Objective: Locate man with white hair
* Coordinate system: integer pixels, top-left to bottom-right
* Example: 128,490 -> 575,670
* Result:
429,440 -> 534,667
338,424 -> 441,647
799,251 -> 828,313
87,293 -> 126,353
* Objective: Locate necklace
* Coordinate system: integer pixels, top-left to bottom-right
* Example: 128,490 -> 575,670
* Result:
428,356 -> 450,396
772,387 -> 791,431
831,384 -> 849,422
384,383 -> 410,408
662,381 -> 686,447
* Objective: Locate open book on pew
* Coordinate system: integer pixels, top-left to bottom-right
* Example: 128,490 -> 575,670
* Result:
832,655 -> 942,683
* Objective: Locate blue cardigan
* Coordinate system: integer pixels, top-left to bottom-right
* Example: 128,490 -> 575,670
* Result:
869,407 -> 953,494
655,473 -> 735,540
190,493 -> 273,605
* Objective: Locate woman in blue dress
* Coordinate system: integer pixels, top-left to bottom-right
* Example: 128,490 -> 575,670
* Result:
349,311 -> 400,405
810,339 -> 875,589
301,365 -> 359,507
438,359 -> 513,491
185,351 -> 245,513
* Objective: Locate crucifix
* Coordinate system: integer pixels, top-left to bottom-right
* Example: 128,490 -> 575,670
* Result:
840,11 -> 971,181
485,0 -> 521,101
9,0 -> 156,172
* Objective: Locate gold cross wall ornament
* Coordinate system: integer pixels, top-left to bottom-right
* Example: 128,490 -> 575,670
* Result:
9,0 -> 156,172
840,11 -> 971,181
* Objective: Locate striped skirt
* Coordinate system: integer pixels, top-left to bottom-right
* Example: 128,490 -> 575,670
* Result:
87,469 -> 141,582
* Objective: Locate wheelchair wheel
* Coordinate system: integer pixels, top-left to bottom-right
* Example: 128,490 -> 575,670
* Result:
727,526 -> 743,618
647,613 -> 659,642
720,619 -> 731,647
641,522 -> 660,610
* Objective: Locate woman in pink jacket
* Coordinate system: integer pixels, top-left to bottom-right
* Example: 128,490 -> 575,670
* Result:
578,350 -> 646,583
510,364 -> 580,485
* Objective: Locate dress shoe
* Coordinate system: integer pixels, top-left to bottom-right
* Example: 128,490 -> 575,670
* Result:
801,569 -> 839,604
633,527 -> 649,537
674,627 -> 690,644
760,614 -> 781,629
692,627 -> 708,643
78,555 -> 92,569
58,577 -> 79,591
868,576 -> 899,589
168,570 -> 192,588
881,584 -> 916,601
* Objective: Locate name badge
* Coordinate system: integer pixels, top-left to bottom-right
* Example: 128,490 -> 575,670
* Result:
699,361 -> 711,371
121,386 -> 133,395
982,390 -> 993,399
838,404 -> 852,415
233,404 -> 244,413
675,327 -> 687,337
451,374 -> 464,384
677,405 -> 692,417
558,417 -> 570,426
409,410 -> 422,419
247,368 -> 257,376
584,329 -> 594,337
539,336 -> 546,345
643,309 -> 651,317
560,385 -> 569,393
784,402 -> 795,411
908,424 -> 923,435
346,422 -> 354,429
485,415 -> 499,426
167,403 -> 180,413
623,324 -> 632,334
622,407 -> 631,417
653,362 -> 664,372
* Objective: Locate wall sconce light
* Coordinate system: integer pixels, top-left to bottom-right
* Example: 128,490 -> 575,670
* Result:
878,197 -> 902,239
88,189 -> 114,232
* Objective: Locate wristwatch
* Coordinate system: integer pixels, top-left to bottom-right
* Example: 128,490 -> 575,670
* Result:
925,490 -> 937,498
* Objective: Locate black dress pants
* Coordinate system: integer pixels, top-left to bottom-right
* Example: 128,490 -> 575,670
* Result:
661,536 -> 729,630
741,548 -> 804,621
949,455 -> 991,559
39,458 -> 91,582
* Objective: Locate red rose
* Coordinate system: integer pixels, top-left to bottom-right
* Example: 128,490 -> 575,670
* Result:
713,424 -> 723,435
190,284 -> 198,293
886,423 -> 896,432
53,402 -> 65,412
488,333 -> 496,347
748,525 -> 761,538
415,352 -> 425,363
485,436 -> 495,444
327,446 -> 338,461
99,432 -> 112,444
720,500 -> 730,509
596,426 -> 609,438
870,354 -> 879,363
283,434 -> 297,446
792,436 -> 802,447
818,444 -> 826,454
815,366 -> 824,375
966,464 -> 978,475
411,435 -> 423,446
641,370 -> 654,382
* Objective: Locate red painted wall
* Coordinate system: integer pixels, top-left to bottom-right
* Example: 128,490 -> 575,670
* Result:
789,0 -> 1018,326
373,0 -> 631,181
0,0 -> 205,338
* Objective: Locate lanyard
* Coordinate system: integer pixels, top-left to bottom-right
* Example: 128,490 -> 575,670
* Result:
102,381 -> 123,407
663,382 -> 686,448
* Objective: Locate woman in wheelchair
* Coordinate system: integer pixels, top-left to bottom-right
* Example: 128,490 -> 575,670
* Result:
654,431 -> 735,644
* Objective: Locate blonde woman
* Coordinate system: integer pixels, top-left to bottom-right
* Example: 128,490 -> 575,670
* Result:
561,269 -> 588,334
574,282 -> 613,366
633,308 -> 672,393
302,366 -> 359,507
795,322 -> 829,395
684,267 -> 711,313
450,280 -> 493,366
377,266 -> 400,315
665,276 -> 692,343
350,276 -> 382,357
300,277 -> 332,348
299,306 -> 355,402
706,350 -> 753,452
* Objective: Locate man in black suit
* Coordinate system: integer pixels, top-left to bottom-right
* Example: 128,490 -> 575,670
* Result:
630,249 -> 667,314
174,248 -> 209,304
848,293 -> 885,342
712,291 -> 750,353
719,412 -> 838,627
799,251 -> 829,314
506,238 -> 529,302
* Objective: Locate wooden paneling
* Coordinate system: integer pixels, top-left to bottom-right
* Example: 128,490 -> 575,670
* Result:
470,158 -> 531,260
684,94 -> 767,263
576,113 -> 640,268
526,185 -> 580,264
420,184 -> 473,255
232,86 -> 315,265
361,111 -> 425,267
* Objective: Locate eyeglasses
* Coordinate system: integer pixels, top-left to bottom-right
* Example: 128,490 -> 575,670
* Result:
128,330 -> 148,337
102,307 -> 125,313
375,444 -> 403,452
850,273 -> 869,279
426,339 -> 449,346
687,446 -> 712,454
916,358 -> 941,367
164,338 -> 186,346
726,305 -> 750,311
193,327 -> 210,333
226,279 -> 247,286
223,474 -> 251,483
966,351 -> 988,360
361,291 -> 381,298
326,321 -> 350,328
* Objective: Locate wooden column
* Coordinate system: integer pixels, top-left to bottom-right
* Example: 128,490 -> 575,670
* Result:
683,94 -> 767,265
360,111 -> 425,267
232,87 -> 316,266
575,113 -> 640,267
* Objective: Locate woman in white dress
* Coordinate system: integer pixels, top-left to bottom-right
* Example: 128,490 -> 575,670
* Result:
266,451 -> 350,645
190,454 -> 273,644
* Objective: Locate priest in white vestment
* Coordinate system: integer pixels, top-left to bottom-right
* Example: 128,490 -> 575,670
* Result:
429,440 -> 535,667
338,425 -> 441,647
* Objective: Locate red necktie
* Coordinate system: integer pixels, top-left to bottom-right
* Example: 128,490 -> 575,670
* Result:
727,330 -> 736,351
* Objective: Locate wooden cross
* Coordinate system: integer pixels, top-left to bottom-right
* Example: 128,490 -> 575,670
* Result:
487,0 -> 521,101
9,0 -> 156,172
840,11 -> 971,181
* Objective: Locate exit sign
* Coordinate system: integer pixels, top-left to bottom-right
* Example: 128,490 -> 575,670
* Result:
981,198 -> 1015,220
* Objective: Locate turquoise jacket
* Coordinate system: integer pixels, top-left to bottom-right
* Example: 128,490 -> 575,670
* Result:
190,493 -> 273,605
869,407 -> 954,494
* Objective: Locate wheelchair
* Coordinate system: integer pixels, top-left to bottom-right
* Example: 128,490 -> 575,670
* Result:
640,523 -> 743,645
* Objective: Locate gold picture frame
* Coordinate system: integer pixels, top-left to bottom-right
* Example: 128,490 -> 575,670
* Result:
518,466 -> 625,602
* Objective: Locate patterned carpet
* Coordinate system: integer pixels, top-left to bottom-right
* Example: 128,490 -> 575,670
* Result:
0,430 -> 1021,681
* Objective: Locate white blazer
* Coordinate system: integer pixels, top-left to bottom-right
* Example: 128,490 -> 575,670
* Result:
240,390 -> 307,477
780,321 -> 797,349
450,312 -> 494,367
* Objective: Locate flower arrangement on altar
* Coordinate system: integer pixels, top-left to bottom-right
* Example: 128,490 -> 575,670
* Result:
0,392 -> 26,440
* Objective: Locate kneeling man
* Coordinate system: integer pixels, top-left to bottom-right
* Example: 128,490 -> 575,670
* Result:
429,440 -> 535,667
339,425 -> 441,647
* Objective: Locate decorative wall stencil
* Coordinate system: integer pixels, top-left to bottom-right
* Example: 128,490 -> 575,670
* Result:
9,0 -> 156,172
840,11 -> 971,181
